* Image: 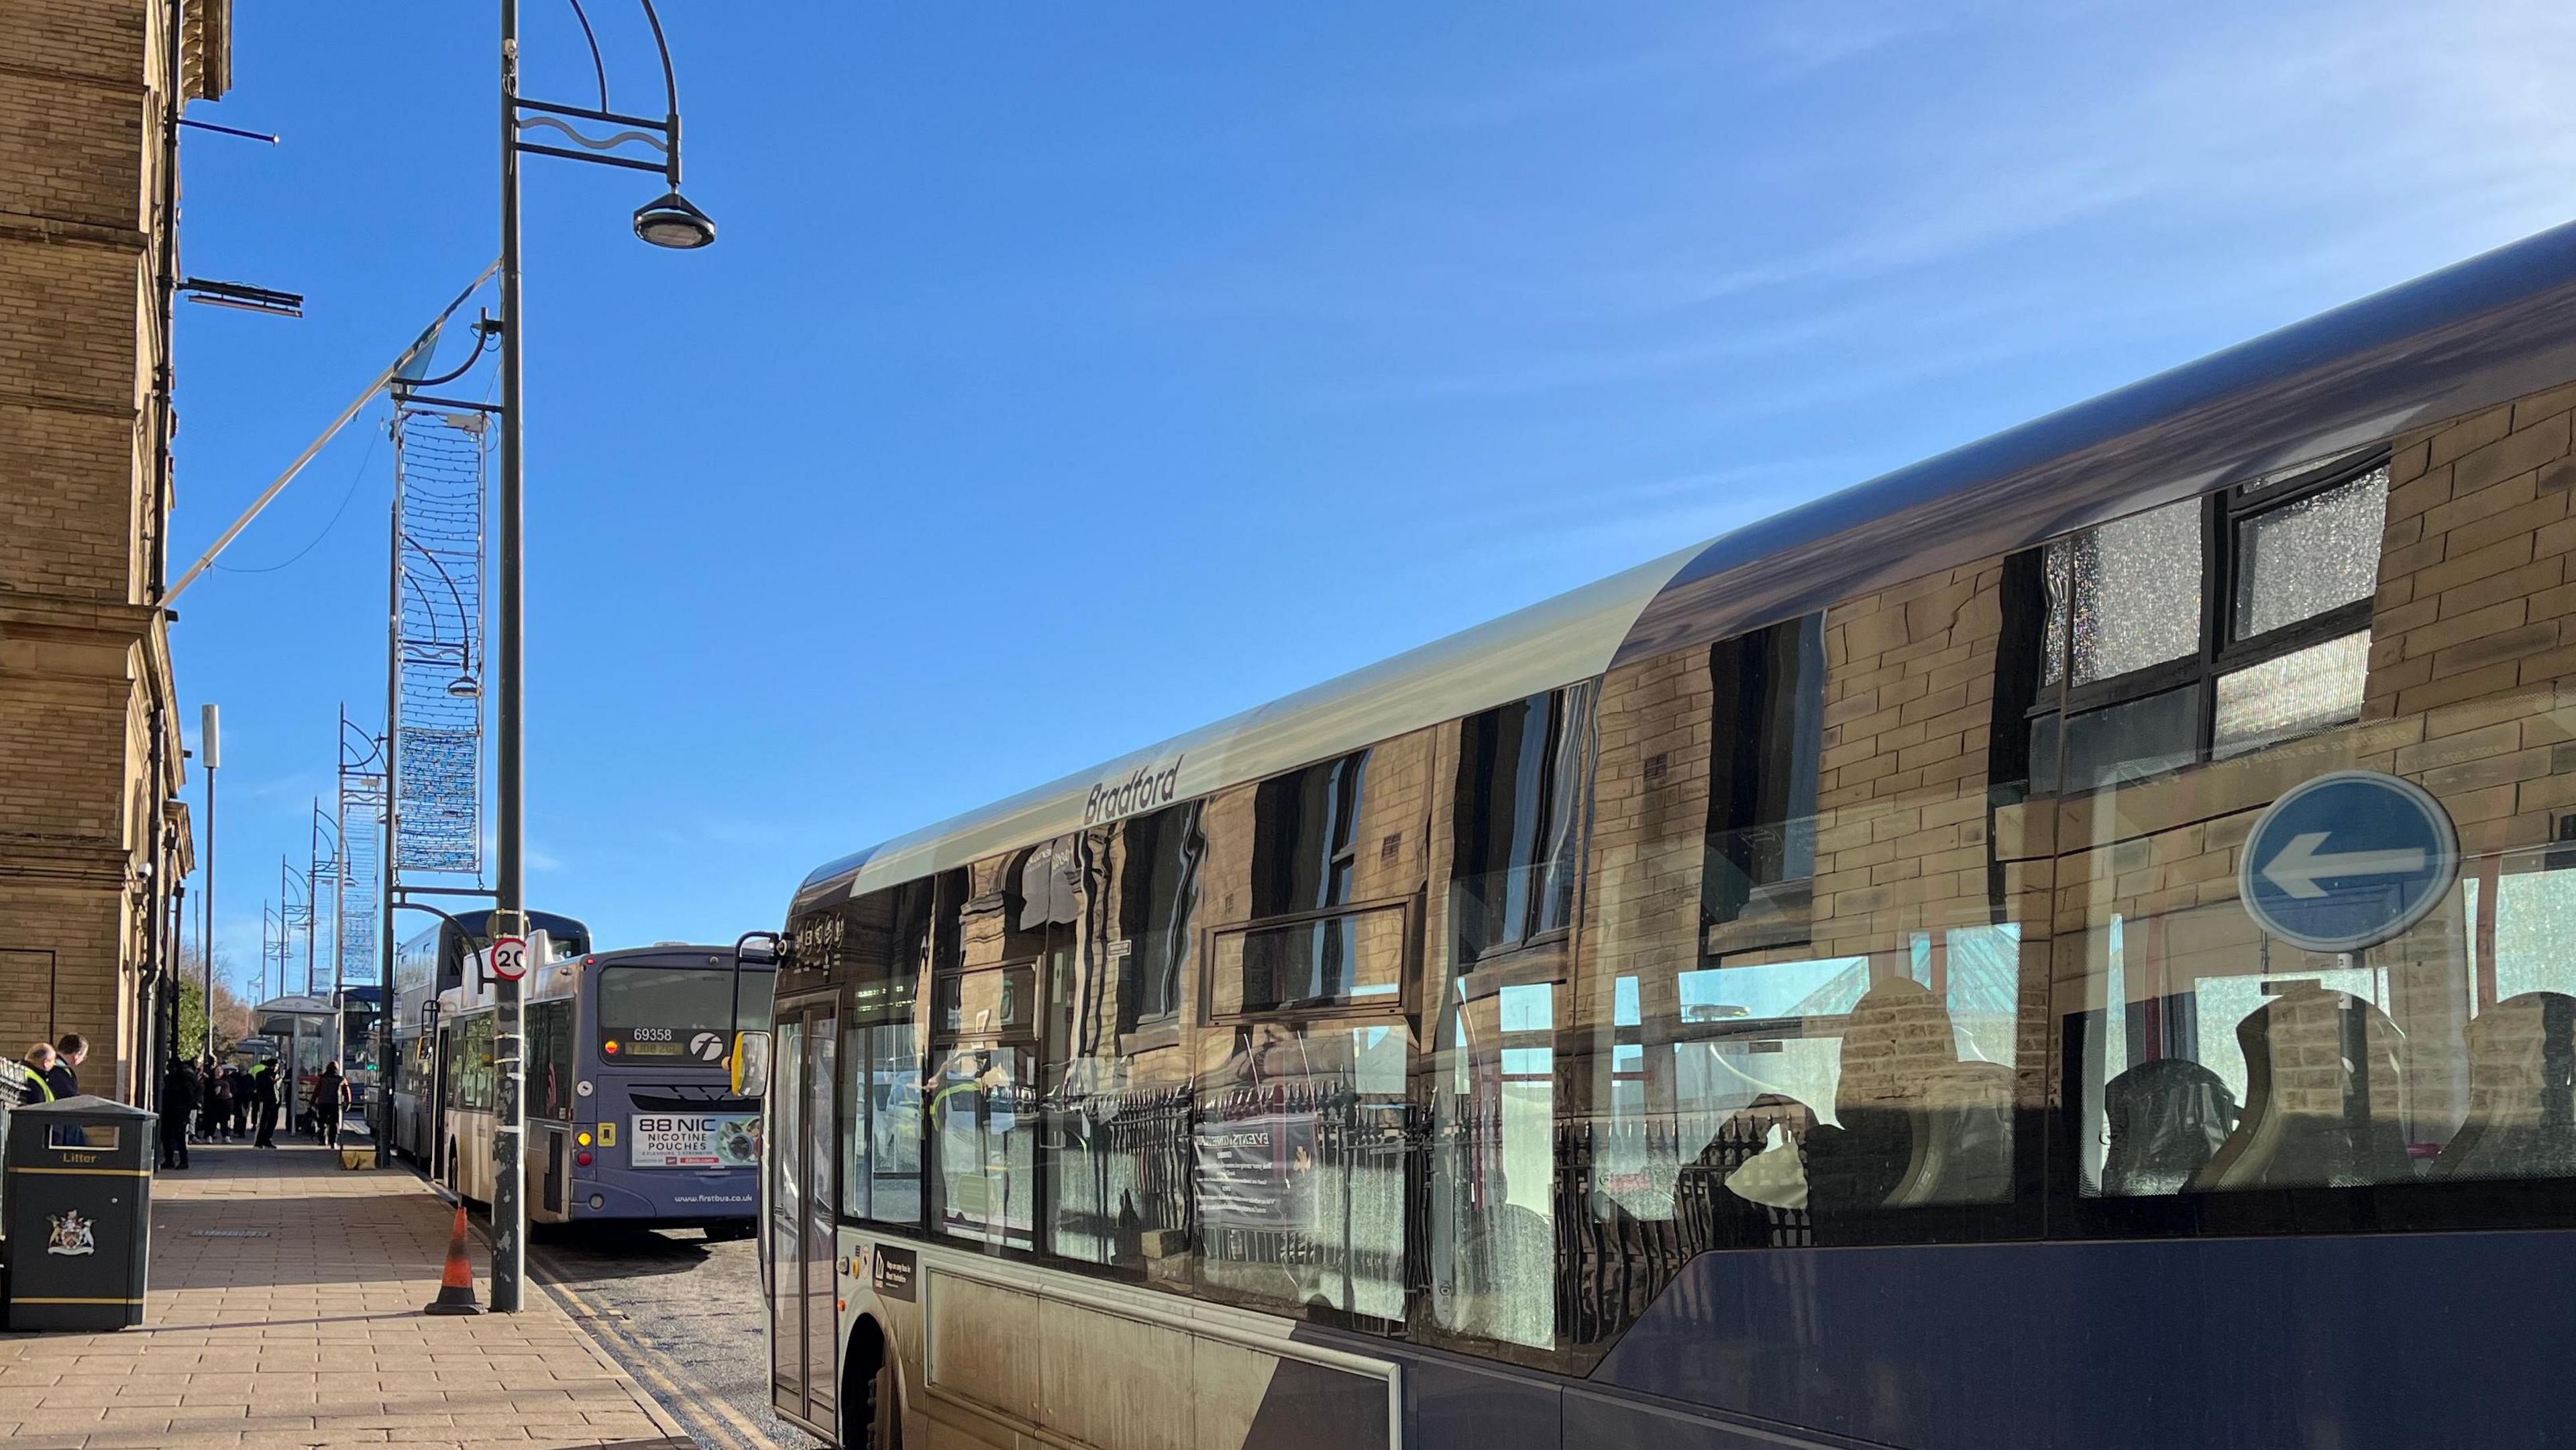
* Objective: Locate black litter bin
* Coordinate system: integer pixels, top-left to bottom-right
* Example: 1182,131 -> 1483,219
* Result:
4,1095 -> 156,1331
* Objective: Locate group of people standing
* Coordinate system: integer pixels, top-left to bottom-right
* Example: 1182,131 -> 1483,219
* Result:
155,1057 -> 352,1168
156,1057 -> 257,1168
5,1039 -> 355,1171
184,1058 -> 271,1144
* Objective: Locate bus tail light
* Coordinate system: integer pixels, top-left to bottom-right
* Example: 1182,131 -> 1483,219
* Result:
577,1150 -> 594,1167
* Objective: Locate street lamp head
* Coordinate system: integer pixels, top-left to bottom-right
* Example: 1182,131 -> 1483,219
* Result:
633,190 -> 716,250
445,675 -> 481,698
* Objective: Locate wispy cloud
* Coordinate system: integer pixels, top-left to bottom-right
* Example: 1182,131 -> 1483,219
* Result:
1620,0 -> 2576,316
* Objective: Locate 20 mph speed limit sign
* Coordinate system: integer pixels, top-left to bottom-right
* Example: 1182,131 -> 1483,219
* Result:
490,935 -> 530,981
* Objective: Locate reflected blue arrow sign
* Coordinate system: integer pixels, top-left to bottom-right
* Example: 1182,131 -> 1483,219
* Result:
2238,770 -> 2460,953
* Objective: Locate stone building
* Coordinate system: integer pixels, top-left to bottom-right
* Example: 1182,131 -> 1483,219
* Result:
0,0 -> 229,1100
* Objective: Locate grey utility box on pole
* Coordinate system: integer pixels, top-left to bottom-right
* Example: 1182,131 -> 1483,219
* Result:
3,1096 -> 157,1331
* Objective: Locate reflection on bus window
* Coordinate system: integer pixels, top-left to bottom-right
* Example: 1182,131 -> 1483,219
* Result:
1213,907 -> 1405,1016
1114,805 -> 1203,1027
930,1045 -> 1034,1247
1571,564 -> 2041,1347
1430,978 -> 1555,1348
1453,686 -> 1593,967
845,1022 -> 922,1223
1590,951 -> 2017,1227
1702,615 -> 1825,956
1195,1022 -> 1409,1324
528,1001 -> 574,1121
2076,841 -> 2576,1198
2041,486 -> 2576,1198
461,1014 -> 495,1113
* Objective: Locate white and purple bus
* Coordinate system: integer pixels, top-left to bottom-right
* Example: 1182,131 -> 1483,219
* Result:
433,936 -> 775,1237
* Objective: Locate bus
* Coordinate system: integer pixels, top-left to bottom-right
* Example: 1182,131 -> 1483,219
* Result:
753,221 -> 2576,1450
388,907 -> 590,1163
435,937 -> 775,1236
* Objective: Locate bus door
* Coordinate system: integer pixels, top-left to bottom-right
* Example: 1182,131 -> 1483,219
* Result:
769,996 -> 839,1433
432,1022 -> 458,1189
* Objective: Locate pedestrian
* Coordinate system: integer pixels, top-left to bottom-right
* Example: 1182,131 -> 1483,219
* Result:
250,1058 -> 278,1148
159,1057 -> 198,1170
43,1033 -> 85,1100
9,1045 -> 55,1112
227,1064 -> 254,1139
201,1056 -> 233,1143
311,1061 -> 352,1149
13,1044 -> 58,1108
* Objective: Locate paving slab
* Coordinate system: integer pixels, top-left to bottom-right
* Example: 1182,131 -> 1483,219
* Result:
0,1141 -> 693,1450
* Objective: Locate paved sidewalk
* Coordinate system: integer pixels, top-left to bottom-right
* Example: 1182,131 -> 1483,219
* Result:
0,1139 -> 693,1449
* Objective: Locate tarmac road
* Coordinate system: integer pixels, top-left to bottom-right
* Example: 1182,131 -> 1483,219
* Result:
529,1223 -> 820,1450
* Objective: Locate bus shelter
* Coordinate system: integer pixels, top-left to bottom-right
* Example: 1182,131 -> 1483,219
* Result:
250,991 -> 386,1137
337,987 -> 384,1131
249,995 -> 333,1135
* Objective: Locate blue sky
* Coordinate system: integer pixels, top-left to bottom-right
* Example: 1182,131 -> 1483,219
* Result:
170,1 -> 2576,1000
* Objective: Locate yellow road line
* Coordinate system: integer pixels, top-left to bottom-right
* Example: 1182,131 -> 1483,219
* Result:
535,1268 -> 734,1447
533,1256 -> 788,1450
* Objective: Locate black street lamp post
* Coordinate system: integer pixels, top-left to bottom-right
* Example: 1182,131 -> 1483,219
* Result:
490,0 -> 712,1314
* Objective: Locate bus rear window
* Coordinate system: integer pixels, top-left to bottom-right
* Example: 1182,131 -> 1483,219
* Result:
598,968 -> 777,1063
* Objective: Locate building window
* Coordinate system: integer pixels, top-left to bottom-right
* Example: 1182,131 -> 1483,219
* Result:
1116,803 -> 1203,1028
1703,614 -> 1825,956
1454,684 -> 1593,966
1254,750 -> 1370,917
2030,461 -> 2387,792
1225,751 -> 1399,1014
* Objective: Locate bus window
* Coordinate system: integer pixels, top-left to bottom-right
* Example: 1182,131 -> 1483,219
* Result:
1191,731 -> 1428,1327
1450,685 -> 1592,968
845,1016 -> 924,1224
1194,1019 -> 1411,1324
438,1027 -> 461,1111
1571,568 -> 2045,1342
930,1043 -> 1035,1247
1116,805 -> 1203,1027
1426,683 -> 1593,1352
597,964 -> 777,1061
838,883 -> 926,1228
2039,464 -> 2576,1210
528,1001 -> 574,1121
928,864 -> 1039,1249
461,1015 -> 496,1113
1045,829 -> 1193,1276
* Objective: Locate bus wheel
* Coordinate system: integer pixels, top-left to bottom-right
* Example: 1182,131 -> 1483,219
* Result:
844,1318 -> 900,1450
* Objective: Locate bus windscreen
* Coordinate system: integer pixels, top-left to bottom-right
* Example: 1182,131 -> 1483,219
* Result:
597,967 -> 776,1065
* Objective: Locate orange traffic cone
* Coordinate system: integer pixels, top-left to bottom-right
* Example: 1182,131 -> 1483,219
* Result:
423,1204 -> 482,1316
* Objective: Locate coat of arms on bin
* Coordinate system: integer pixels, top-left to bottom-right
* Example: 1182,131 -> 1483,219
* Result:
46,1210 -> 96,1257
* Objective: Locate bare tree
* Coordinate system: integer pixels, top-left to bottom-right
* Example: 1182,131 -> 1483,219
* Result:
172,945 -> 254,1056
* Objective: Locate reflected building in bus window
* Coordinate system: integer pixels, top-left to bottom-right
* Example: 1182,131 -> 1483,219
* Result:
2019,437 -> 2576,1214
1569,551 -> 2043,1341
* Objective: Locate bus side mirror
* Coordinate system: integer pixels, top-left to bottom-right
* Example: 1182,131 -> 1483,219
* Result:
733,1031 -> 773,1098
